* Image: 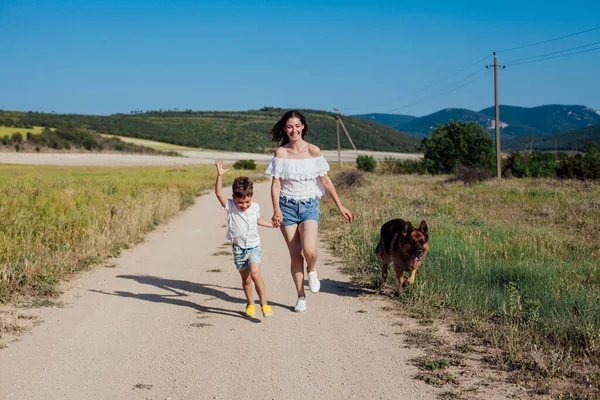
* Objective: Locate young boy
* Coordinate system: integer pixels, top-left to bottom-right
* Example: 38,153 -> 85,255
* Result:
214,160 -> 274,318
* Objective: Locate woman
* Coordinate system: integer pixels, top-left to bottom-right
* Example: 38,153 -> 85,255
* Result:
266,110 -> 352,312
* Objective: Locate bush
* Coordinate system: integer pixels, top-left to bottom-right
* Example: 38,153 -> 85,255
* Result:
557,143 -> 600,180
356,155 -> 376,172
232,159 -> 257,170
503,151 -> 557,178
1,136 -> 8,145
450,166 -> 494,184
379,157 -> 429,174
11,132 -> 23,144
332,170 -> 364,188
421,120 -> 495,174
379,157 -> 400,174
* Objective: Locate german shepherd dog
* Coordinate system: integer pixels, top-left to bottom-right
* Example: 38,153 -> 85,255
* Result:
375,219 -> 429,290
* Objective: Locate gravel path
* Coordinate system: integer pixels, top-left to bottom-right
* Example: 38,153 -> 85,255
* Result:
0,181 -> 440,400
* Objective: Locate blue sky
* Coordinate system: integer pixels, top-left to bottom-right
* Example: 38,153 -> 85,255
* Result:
1,0 -> 599,117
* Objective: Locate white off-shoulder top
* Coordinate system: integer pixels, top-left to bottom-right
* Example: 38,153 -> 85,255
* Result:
265,156 -> 330,200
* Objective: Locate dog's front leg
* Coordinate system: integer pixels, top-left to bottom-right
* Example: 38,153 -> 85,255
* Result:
382,263 -> 389,283
407,269 -> 417,285
394,264 -> 407,289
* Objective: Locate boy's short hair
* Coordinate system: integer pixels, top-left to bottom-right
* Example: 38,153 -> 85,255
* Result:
232,177 -> 253,199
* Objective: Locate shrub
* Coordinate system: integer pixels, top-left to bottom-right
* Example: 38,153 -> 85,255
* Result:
232,159 -> 257,170
421,120 -> 495,174
11,132 -> 23,144
356,155 -> 376,172
332,169 -> 364,188
379,157 -> 429,175
380,157 -> 400,174
1,136 -> 8,145
450,165 -> 494,184
503,151 -> 557,178
557,143 -> 600,180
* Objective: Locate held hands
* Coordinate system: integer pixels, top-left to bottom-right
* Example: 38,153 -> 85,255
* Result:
339,205 -> 353,223
215,160 -> 229,176
272,210 -> 283,228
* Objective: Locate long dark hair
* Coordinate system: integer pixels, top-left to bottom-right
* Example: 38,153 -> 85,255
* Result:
269,110 -> 309,146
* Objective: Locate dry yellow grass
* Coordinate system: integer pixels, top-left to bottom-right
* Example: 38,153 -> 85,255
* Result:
0,164 -> 265,301
99,133 -> 200,150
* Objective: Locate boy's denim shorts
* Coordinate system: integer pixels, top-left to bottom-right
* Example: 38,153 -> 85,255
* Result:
232,244 -> 262,271
279,196 -> 320,226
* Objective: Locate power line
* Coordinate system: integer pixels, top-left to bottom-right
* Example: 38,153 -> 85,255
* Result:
341,54 -> 489,114
496,25 -> 600,54
382,69 -> 491,113
504,40 -> 600,64
508,45 -> 600,67
343,26 -> 600,115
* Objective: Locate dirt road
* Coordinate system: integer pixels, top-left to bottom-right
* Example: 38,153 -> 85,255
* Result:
0,181 -> 440,399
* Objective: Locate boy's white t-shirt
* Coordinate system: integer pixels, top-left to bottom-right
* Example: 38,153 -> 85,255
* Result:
224,198 -> 261,249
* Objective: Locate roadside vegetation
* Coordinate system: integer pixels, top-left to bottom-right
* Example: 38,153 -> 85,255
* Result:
321,172 -> 600,396
319,121 -> 600,396
0,164 -> 265,303
379,120 -> 600,181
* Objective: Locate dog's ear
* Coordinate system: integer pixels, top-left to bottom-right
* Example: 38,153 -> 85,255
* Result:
419,220 -> 428,239
402,221 -> 412,237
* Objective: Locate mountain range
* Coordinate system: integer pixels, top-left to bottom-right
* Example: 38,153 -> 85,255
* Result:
353,105 -> 600,148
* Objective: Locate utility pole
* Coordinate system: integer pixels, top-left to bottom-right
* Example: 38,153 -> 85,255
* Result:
486,52 -> 505,179
333,109 -> 359,167
338,116 -> 358,156
334,108 -> 341,168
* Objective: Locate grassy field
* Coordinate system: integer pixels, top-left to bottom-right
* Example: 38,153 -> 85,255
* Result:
99,133 -> 201,151
0,126 -> 44,138
320,172 -> 600,393
0,164 -> 265,303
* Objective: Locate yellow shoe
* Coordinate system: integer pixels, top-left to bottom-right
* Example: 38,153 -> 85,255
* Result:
261,305 -> 273,318
245,304 -> 256,318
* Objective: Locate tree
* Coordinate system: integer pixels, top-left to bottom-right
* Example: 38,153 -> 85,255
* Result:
421,120 -> 495,174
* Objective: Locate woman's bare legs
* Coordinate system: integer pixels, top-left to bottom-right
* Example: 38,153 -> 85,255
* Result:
280,224 -> 306,298
298,220 -> 319,273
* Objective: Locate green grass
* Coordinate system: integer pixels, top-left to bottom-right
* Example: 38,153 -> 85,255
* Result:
320,173 -> 600,386
0,164 -> 265,302
0,126 -> 44,138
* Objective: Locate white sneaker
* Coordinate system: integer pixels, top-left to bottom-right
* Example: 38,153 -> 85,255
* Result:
294,297 -> 307,312
308,271 -> 321,293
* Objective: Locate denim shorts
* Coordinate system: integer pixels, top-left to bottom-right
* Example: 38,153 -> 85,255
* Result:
232,244 -> 262,271
279,196 -> 320,226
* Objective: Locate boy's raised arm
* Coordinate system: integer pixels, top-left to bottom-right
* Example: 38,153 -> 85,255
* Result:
214,160 -> 229,208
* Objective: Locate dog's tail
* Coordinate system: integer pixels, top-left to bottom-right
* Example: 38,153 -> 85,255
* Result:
375,241 -> 380,256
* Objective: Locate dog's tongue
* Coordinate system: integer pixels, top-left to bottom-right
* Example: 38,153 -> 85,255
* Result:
410,256 -> 418,268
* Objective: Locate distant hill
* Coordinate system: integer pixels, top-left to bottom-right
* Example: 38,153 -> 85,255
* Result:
0,108 -> 420,154
350,113 -> 417,134
503,123 -> 600,152
479,105 -> 600,137
353,104 -> 600,141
